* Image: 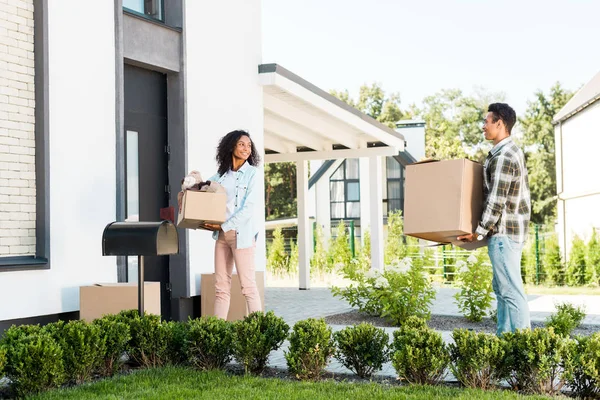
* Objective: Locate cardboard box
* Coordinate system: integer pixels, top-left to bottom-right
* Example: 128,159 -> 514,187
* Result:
200,272 -> 265,321
79,282 -> 161,322
177,190 -> 226,229
404,159 -> 487,250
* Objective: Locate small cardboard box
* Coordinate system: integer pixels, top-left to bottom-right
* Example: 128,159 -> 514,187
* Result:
200,272 -> 265,321
79,282 -> 161,322
404,159 -> 487,250
177,190 -> 226,230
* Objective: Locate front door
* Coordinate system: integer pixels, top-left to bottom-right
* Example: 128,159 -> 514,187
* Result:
124,64 -> 171,320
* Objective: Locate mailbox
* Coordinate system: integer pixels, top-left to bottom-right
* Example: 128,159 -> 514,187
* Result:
101,221 -> 179,317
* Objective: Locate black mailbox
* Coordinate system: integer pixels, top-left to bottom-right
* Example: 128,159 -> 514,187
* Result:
102,221 -> 179,317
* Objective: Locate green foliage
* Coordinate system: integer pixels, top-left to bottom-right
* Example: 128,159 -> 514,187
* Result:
310,224 -> 329,275
519,83 -> 573,224
0,346 -> 5,377
499,327 -> 572,394
288,238 -> 299,275
588,229 -> 600,285
128,314 -> 170,368
232,311 -> 289,375
543,233 -> 564,285
391,316 -> 449,385
285,318 -> 334,380
567,235 -> 592,286
327,221 -> 352,270
333,322 -> 390,378
2,330 -> 65,397
567,333 -> 600,399
165,320 -> 190,366
449,329 -> 504,389
331,83 -> 404,128
264,162 -> 297,220
92,316 -> 131,377
545,302 -> 586,337
384,210 -> 407,265
355,229 -> 371,271
48,320 -> 105,384
186,317 -> 234,371
267,227 -> 290,276
453,250 -> 494,322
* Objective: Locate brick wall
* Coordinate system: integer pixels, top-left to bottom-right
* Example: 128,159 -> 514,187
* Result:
0,0 -> 36,257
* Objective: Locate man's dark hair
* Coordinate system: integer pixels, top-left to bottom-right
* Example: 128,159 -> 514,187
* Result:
488,103 -> 517,134
215,130 -> 261,176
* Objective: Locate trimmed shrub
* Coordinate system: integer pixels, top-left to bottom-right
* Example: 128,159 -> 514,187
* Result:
186,316 -> 234,371
285,318 -> 334,380
2,329 -> 65,397
92,316 -> 131,376
567,333 -> 600,399
128,314 -> 170,368
545,302 -> 586,337
333,322 -> 389,378
448,329 -> 504,389
499,327 -> 572,395
165,320 -> 190,366
232,311 -> 289,375
48,320 -> 105,384
390,317 -> 449,385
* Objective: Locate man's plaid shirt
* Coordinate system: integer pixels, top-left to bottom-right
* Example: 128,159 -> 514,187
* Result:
475,137 -> 531,243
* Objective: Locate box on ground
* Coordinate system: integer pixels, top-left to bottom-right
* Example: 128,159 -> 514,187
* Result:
79,282 -> 161,322
404,158 -> 487,250
177,190 -> 226,230
200,272 -> 265,321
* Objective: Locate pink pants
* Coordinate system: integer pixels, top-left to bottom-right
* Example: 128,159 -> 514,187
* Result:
213,230 -> 262,319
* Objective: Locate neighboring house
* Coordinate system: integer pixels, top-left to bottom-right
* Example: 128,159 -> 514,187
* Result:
553,70 -> 600,258
308,120 -> 424,243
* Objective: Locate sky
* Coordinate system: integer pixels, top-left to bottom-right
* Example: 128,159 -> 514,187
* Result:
262,0 -> 600,117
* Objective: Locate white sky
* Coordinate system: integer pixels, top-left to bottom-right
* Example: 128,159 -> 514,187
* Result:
262,0 -> 600,116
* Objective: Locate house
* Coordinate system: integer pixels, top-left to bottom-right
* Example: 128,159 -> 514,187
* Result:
553,69 -> 600,258
0,0 -> 406,331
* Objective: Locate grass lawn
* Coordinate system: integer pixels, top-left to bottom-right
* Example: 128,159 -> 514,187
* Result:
524,284 -> 600,296
29,366 -> 563,400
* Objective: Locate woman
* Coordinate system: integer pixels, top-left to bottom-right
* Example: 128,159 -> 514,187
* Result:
183,130 -> 262,320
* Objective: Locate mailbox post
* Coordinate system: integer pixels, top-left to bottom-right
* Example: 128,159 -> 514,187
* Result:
102,221 -> 179,317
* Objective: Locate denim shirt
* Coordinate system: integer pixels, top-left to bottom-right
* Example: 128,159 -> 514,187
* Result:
208,162 -> 259,249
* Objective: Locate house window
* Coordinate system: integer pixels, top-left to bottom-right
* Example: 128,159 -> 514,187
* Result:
385,156 -> 404,214
124,0 -> 164,21
330,159 -> 360,220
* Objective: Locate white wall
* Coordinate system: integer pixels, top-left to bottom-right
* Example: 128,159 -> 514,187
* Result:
0,1 -> 117,321
185,0 -> 264,296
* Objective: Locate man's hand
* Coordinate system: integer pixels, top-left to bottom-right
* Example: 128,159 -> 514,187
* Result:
201,223 -> 221,231
457,233 -> 475,242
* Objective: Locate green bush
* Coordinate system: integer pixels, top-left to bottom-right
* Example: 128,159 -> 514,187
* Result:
267,227 -> 289,276
232,311 -> 289,375
448,329 -> 504,389
545,302 -> 586,337
186,316 -> 234,371
333,322 -> 389,378
128,314 -> 170,368
567,235 -> 592,286
289,238 -> 299,275
310,224 -> 329,275
92,316 -> 131,376
285,318 -> 334,380
544,234 -> 565,285
165,320 -> 190,366
0,346 -> 6,378
390,316 -> 449,385
2,331 -> 65,397
384,210 -> 408,265
588,229 -> 600,285
48,320 -> 105,384
499,327 -> 572,395
327,221 -> 352,271
453,251 -> 494,322
567,333 -> 600,399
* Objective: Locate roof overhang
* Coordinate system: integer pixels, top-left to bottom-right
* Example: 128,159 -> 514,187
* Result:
259,64 -> 405,163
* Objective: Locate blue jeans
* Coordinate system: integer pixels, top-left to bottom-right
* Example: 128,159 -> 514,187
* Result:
488,236 -> 531,336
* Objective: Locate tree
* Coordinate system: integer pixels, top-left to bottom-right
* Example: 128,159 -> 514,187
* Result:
267,227 -> 289,276
544,233 -> 565,285
518,83 -> 574,225
566,235 -> 591,286
331,83 -> 404,128
264,162 -> 296,220
587,229 -> 600,285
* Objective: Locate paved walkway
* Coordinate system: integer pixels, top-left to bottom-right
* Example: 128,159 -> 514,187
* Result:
264,286 -> 600,378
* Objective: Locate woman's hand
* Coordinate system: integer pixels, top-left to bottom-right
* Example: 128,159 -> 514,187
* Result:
202,223 -> 221,231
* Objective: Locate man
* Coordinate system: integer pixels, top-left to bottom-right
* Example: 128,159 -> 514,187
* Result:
458,103 -> 531,335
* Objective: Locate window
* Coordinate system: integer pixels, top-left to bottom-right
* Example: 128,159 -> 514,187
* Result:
330,159 -> 360,220
384,157 -> 404,214
123,0 -> 164,21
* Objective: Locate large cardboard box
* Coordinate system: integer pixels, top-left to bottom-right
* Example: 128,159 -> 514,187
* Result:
79,282 -> 161,322
200,272 -> 265,321
177,190 -> 226,229
404,159 -> 487,250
